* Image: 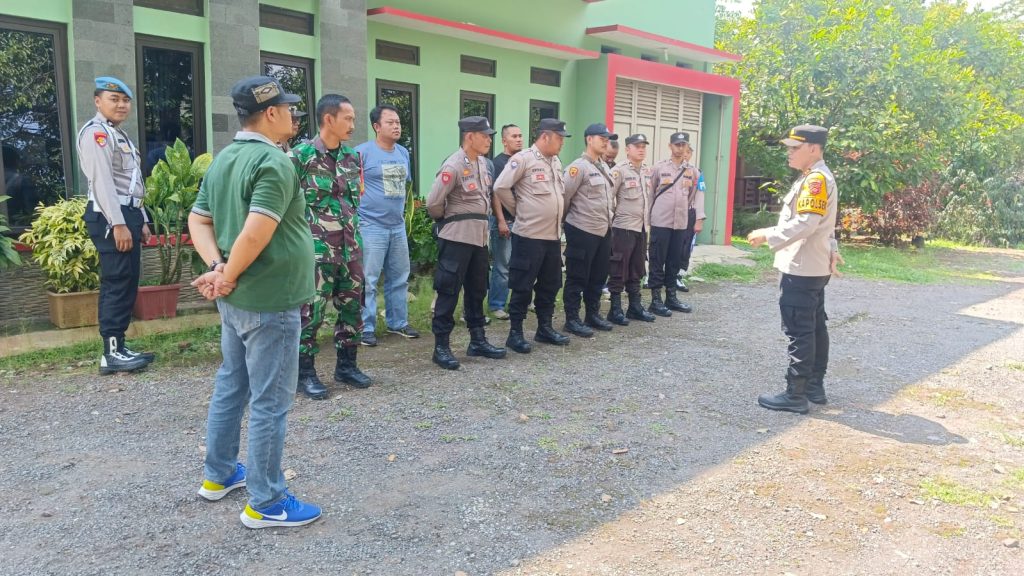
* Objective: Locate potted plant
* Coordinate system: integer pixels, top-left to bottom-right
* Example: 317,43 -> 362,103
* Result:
135,139 -> 212,320
18,198 -> 101,328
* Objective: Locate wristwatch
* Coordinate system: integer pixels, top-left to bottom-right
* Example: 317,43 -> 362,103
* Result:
209,258 -> 224,272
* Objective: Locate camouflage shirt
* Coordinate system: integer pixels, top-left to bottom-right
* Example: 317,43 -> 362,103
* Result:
289,136 -> 363,265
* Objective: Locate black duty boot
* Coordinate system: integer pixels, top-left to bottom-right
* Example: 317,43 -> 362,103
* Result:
467,327 -> 506,359
334,346 -> 372,388
506,320 -> 532,354
432,334 -> 461,370
535,318 -> 570,346
563,313 -> 594,338
119,337 -> 155,364
757,377 -> 809,414
806,377 -> 828,405
99,336 -> 150,375
664,289 -> 692,313
607,293 -> 629,326
298,354 -> 328,400
648,288 -> 672,317
626,292 -> 656,322
585,307 -> 614,331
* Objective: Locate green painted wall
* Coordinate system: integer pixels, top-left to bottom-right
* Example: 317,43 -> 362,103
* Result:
366,22 -> 575,197
570,56 -> 609,158
697,94 -> 735,245
584,0 -> 717,48
0,0 -> 69,21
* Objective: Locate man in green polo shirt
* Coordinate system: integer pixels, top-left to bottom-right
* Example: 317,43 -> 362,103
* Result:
187,75 -> 321,530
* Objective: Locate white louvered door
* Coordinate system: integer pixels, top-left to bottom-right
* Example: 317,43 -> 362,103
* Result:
612,78 -> 703,166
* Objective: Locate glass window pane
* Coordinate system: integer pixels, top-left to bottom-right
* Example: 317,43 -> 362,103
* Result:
0,26 -> 67,226
376,81 -> 418,192
529,100 -> 559,141
140,43 -> 198,175
263,61 -> 311,148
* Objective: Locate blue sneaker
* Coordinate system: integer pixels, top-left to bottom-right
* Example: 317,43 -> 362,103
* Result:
240,491 -> 322,529
197,462 -> 246,501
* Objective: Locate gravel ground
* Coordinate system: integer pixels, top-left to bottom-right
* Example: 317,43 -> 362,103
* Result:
2,251 -> 1023,576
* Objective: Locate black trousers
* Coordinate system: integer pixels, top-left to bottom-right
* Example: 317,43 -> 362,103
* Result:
608,227 -> 646,295
680,208 -> 697,272
508,234 -> 562,322
647,226 -> 686,290
432,238 -> 489,336
83,202 -> 143,340
779,273 -> 830,383
562,222 -> 611,316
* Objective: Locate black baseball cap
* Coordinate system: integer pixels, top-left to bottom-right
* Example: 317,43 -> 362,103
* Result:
670,132 -> 690,145
625,133 -> 649,146
458,116 -> 497,135
536,118 -> 571,137
780,124 -> 828,147
584,123 -> 618,140
231,76 -> 301,115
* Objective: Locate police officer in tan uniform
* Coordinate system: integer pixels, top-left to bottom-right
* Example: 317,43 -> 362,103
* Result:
561,123 -> 618,337
427,116 -> 506,369
607,133 -> 656,325
493,118 -> 571,353
648,132 -> 696,316
748,124 -> 843,414
78,76 -> 154,375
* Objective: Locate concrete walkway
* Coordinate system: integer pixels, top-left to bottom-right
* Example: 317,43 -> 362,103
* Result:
689,243 -> 757,267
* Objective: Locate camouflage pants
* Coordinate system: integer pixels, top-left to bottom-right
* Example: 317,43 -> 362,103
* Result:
299,257 -> 364,356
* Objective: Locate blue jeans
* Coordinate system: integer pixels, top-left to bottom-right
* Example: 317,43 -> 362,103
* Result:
360,221 -> 410,333
488,216 -> 512,311
204,300 -> 300,510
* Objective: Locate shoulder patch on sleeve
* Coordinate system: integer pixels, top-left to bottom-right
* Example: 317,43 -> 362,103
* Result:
441,171 -> 453,185
94,132 -> 108,147
796,173 -> 828,216
510,160 -> 518,169
568,166 -> 579,178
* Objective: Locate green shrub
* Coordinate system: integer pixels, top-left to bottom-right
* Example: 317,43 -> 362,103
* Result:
731,204 -> 778,236
18,198 -> 100,293
0,195 -> 22,271
934,168 -> 1024,247
407,203 -> 437,272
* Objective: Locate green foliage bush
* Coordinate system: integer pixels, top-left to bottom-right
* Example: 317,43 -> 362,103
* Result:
18,198 -> 100,293
0,195 -> 22,271
407,203 -> 438,272
934,168 -> 1024,247
732,204 -> 779,236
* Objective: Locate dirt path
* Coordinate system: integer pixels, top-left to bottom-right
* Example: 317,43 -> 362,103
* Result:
1,249 -> 1022,576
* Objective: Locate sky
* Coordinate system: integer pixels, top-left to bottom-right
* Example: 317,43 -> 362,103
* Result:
720,0 -> 1009,14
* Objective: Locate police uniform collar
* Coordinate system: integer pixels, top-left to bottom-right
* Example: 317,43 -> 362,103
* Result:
92,111 -> 117,127
802,158 -> 827,176
529,145 -> 544,159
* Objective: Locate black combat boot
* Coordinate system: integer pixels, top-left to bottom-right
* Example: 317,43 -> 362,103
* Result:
506,319 -> 532,354
334,346 -> 371,388
607,293 -> 629,326
297,354 -> 328,400
467,327 -> 506,359
99,336 -> 150,375
757,376 -> 809,414
432,334 -> 461,370
805,376 -> 828,405
648,288 -> 672,317
535,317 -> 570,345
119,337 -> 155,363
626,291 -> 656,322
664,289 -> 692,313
584,305 -> 614,331
563,310 -> 594,338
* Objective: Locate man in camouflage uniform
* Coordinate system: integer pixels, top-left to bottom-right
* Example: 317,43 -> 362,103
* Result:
289,94 -> 370,399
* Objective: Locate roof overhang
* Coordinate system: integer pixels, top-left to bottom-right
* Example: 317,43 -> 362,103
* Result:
586,24 -> 741,64
368,7 -> 600,61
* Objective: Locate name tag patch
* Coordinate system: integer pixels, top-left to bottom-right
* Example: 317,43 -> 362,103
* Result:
795,173 -> 828,216
532,173 -> 547,182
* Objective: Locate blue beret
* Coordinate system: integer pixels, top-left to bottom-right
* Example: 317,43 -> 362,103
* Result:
95,76 -> 134,100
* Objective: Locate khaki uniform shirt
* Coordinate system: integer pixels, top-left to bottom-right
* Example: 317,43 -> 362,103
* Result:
649,158 -> 697,230
767,159 -> 839,277
492,145 -> 565,241
609,161 -> 651,232
76,112 -> 146,226
426,148 -> 491,247
562,155 -> 614,237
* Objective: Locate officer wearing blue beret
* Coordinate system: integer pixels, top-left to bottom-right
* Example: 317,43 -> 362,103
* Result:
78,76 -> 154,374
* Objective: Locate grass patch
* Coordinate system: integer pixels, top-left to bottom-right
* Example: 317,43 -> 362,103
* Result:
692,262 -> 760,283
414,420 -> 433,430
537,436 -> 559,452
1006,468 -> 1024,490
326,407 -> 353,423
932,523 -> 966,538
728,236 -> 1020,285
989,515 -> 1016,529
1002,434 -> 1024,448
920,478 -> 995,507
440,434 -> 478,443
0,324 -> 223,374
1006,362 -> 1024,372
